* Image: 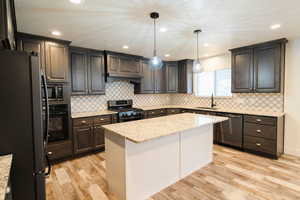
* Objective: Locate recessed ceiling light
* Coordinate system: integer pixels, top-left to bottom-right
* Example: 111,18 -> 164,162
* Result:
70,0 -> 81,4
165,54 -> 170,57
51,31 -> 61,36
204,43 -> 209,47
270,24 -> 281,30
123,45 -> 129,49
159,27 -> 167,32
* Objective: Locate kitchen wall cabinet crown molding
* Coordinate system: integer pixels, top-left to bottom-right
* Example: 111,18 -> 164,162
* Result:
230,38 -> 287,93
70,46 -> 105,95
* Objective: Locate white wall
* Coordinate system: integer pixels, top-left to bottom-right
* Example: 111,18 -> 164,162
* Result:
284,38 -> 300,156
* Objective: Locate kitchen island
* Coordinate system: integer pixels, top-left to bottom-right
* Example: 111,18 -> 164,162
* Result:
103,113 -> 228,200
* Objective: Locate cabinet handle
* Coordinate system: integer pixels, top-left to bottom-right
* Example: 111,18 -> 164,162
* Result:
81,120 -> 87,124
151,112 -> 154,114
100,118 -> 105,121
256,119 -> 262,122
48,152 -> 53,155
256,143 -> 262,146
161,110 -> 164,113
6,186 -> 11,194
256,130 -> 262,133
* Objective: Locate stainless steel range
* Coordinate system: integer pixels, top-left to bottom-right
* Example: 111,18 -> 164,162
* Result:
107,100 -> 144,123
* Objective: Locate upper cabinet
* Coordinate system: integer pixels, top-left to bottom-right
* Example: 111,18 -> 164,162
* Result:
230,39 -> 287,93
17,33 -> 71,83
166,61 -> 178,93
70,47 -> 105,95
45,41 -> 69,82
178,59 -> 193,94
0,0 -> 17,50
105,51 -> 142,78
154,64 -> 167,93
139,59 -> 155,94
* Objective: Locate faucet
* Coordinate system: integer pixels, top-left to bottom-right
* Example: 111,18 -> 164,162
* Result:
211,94 -> 217,108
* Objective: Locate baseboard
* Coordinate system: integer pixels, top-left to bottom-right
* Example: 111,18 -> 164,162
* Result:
284,147 -> 300,157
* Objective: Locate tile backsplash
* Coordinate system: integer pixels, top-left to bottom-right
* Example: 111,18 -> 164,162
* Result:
71,81 -> 171,113
71,81 -> 284,113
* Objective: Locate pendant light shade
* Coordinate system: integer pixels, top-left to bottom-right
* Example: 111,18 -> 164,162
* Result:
149,12 -> 163,69
193,29 -> 204,73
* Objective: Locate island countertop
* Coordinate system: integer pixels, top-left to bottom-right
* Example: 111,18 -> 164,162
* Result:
103,113 -> 228,143
0,154 -> 12,200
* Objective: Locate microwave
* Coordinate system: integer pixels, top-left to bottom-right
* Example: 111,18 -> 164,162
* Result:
42,84 -> 68,104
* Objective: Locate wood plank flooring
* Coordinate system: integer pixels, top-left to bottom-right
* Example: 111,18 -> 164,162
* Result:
46,145 -> 300,200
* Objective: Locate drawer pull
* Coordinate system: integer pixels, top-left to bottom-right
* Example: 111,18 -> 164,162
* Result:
81,120 -> 87,124
256,119 -> 262,122
256,130 -> 262,133
100,118 -> 105,121
151,112 -> 154,114
256,143 -> 262,146
48,151 -> 53,155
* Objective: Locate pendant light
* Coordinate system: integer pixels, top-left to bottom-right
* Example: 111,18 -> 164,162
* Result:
193,29 -> 204,73
149,12 -> 163,69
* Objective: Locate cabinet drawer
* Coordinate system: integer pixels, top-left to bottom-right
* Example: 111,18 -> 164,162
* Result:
244,123 -> 276,140
73,118 -> 93,127
94,115 -> 111,125
244,136 -> 276,155
167,108 -> 181,115
47,141 -> 73,160
147,109 -> 166,116
244,115 -> 276,126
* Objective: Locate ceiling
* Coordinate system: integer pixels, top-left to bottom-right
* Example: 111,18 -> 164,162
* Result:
15,0 -> 300,60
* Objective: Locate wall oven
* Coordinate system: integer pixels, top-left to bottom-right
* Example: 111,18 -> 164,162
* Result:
48,104 -> 69,143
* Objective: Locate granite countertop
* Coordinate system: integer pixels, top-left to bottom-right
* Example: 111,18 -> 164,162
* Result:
137,105 -> 285,117
71,110 -> 117,118
0,154 -> 12,200
103,113 -> 228,143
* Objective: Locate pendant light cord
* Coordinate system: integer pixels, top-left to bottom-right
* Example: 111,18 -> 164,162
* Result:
153,18 -> 157,56
197,31 -> 199,62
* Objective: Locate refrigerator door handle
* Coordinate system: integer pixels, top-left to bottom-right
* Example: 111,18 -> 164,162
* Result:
41,72 -> 51,177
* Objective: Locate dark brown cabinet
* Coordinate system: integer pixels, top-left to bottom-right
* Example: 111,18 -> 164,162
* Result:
70,47 -> 105,95
106,51 -> 142,78
166,108 -> 181,115
166,61 -> 178,93
74,126 -> 94,154
217,113 -> 243,148
17,36 -> 45,71
139,59 -> 155,94
144,109 -> 167,118
243,115 -> 284,158
45,41 -> 69,82
178,59 -> 193,93
231,49 -> 253,93
73,115 -> 112,154
0,0 -> 16,50
17,33 -> 71,83
230,39 -> 287,93
154,65 -> 166,93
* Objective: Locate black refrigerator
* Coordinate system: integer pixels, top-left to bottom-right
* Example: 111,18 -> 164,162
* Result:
0,50 -> 50,200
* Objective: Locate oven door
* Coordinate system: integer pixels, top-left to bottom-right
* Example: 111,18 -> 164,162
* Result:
48,105 -> 69,142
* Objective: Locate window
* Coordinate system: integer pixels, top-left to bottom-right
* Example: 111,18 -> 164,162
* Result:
194,68 -> 232,97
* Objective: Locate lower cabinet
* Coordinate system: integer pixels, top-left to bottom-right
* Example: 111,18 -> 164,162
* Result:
144,109 -> 167,118
166,108 -> 181,115
47,140 -> 73,161
73,115 -> 112,154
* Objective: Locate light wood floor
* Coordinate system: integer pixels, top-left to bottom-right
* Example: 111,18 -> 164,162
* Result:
46,145 -> 300,200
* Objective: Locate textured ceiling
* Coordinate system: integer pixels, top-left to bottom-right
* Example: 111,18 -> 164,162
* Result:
15,0 -> 300,60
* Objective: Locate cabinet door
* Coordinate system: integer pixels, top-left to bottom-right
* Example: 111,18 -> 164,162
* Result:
140,60 -> 155,93
154,65 -> 166,93
70,49 -> 88,95
74,126 -> 94,154
218,114 -> 243,148
166,62 -> 178,93
178,60 -> 193,93
254,43 -> 281,93
119,56 -> 141,75
88,52 -> 105,95
93,125 -> 106,150
231,49 -> 253,93
17,37 -> 45,72
107,55 -> 119,73
45,41 -> 69,82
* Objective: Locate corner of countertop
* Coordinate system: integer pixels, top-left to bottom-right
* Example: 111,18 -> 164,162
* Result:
0,154 -> 13,200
